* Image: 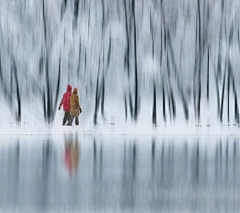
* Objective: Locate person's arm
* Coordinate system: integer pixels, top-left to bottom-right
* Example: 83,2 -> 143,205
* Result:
76,96 -> 82,113
59,95 -> 64,110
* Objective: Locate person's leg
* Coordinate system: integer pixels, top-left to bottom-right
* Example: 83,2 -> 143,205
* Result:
67,113 -> 73,126
62,112 -> 68,125
75,116 -> 79,125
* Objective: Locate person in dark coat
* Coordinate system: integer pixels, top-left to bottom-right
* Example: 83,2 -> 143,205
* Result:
68,88 -> 82,126
59,85 -> 72,125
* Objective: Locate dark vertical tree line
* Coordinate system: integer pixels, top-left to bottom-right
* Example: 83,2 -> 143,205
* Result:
0,52 -> 21,123
159,0 -> 181,122
150,9 -> 157,125
132,0 -> 139,121
41,0 -> 62,124
193,0 -> 202,122
93,1 -> 109,124
11,58 -> 21,122
123,0 -> 140,122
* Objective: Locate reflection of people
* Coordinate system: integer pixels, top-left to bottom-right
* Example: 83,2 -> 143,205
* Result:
64,139 -> 80,177
69,88 -> 82,126
64,142 -> 72,176
72,142 -> 80,174
59,85 -> 72,125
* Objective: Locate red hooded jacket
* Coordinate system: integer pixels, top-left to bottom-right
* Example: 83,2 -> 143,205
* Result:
59,85 -> 72,112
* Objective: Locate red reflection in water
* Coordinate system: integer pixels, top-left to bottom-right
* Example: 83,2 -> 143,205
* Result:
64,139 -> 80,177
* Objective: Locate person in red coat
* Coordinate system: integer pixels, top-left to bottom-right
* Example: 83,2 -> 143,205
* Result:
59,85 -> 72,125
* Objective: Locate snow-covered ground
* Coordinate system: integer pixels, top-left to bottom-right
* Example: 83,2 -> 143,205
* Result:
1,117 -> 240,136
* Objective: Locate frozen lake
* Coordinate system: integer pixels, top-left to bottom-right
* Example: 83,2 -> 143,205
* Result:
0,135 -> 240,213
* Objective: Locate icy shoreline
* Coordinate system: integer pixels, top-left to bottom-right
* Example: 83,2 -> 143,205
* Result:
1,122 -> 240,136
1,103 -> 240,135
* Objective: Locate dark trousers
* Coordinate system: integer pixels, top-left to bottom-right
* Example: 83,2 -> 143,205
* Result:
69,116 -> 79,126
62,112 -> 71,125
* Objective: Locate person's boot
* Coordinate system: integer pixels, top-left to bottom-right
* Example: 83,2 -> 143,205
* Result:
75,117 -> 79,126
62,113 -> 68,126
66,118 -> 72,126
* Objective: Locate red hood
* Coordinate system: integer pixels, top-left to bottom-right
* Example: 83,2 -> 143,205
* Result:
67,85 -> 72,92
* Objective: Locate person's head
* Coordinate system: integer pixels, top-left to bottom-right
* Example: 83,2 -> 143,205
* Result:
73,88 -> 78,94
67,85 -> 72,93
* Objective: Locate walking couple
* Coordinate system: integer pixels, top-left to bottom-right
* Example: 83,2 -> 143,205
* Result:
59,85 -> 82,126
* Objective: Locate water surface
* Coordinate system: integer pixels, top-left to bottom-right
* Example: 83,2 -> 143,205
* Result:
0,135 -> 239,212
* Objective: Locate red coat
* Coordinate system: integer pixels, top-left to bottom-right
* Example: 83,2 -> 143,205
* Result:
59,85 -> 72,112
